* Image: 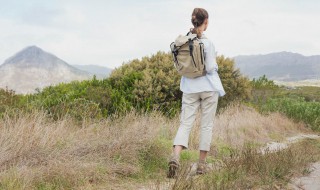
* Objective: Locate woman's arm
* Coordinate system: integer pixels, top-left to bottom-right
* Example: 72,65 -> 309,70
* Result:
204,40 -> 218,74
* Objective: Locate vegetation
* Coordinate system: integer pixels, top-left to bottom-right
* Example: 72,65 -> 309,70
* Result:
216,55 -> 251,108
277,86 -> 320,102
0,105 -> 317,189
249,75 -> 280,106
247,75 -> 320,131
0,51 -> 319,189
1,52 -> 251,119
262,97 -> 320,131
0,88 -> 21,117
108,52 -> 182,117
170,138 -> 320,190
108,52 -> 251,116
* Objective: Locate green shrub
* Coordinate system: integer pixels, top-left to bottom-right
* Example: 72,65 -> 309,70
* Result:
262,97 -> 320,131
217,55 -> 251,108
109,52 -> 181,117
109,52 -> 251,116
0,88 -> 22,117
3,52 -> 252,119
249,75 -> 280,106
22,78 -> 109,119
48,98 -> 102,120
251,75 -> 278,89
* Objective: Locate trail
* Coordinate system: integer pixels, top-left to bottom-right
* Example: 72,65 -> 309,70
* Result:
260,134 -> 320,153
289,162 -> 320,190
139,133 -> 320,190
261,134 -> 320,190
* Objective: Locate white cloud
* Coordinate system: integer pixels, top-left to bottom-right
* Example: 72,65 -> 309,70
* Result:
0,0 -> 319,68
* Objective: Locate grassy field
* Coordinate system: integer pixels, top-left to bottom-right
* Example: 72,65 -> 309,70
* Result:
0,105 -> 318,189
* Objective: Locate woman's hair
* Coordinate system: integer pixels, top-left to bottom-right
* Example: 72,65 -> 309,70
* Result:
191,8 -> 209,37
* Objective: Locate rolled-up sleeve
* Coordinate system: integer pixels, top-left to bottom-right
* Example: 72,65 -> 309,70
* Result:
204,40 -> 218,74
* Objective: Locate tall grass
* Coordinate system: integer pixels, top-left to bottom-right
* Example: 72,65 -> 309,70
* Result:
0,110 -> 174,189
0,105 -> 316,189
168,138 -> 320,190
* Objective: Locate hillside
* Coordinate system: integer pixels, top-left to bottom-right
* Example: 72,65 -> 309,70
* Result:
0,46 -> 92,94
234,51 -> 320,81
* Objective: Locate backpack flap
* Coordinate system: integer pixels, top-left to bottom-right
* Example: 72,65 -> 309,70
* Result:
174,34 -> 197,46
170,33 -> 206,78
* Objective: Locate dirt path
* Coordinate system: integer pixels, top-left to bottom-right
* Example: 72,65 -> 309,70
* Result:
260,134 -> 320,154
139,134 -> 320,190
288,162 -> 320,190
261,134 -> 320,190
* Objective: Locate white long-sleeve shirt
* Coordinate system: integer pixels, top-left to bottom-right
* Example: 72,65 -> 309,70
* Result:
180,34 -> 226,97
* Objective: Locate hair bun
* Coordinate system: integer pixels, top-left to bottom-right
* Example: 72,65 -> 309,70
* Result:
191,8 -> 208,28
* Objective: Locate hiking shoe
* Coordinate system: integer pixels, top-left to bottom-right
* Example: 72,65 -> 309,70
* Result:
196,160 -> 207,175
167,155 -> 180,178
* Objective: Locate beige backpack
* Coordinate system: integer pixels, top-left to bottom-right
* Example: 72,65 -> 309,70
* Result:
170,32 -> 206,78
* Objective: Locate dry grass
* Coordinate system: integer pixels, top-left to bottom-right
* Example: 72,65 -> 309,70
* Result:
169,138 -> 320,190
0,111 -> 175,189
0,104 -> 316,189
187,104 -> 311,155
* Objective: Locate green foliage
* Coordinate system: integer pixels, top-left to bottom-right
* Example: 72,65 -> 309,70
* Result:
261,97 -> 320,131
249,75 -> 280,106
251,75 -> 278,89
109,52 -> 251,116
1,51 -> 252,119
247,75 -> 320,131
109,52 -> 182,117
277,86 -> 320,102
138,137 -> 171,179
217,55 -> 251,108
22,78 -> 109,119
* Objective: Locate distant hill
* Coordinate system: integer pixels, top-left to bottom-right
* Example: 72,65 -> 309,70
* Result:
234,51 -> 320,81
0,46 -> 92,94
72,64 -> 113,79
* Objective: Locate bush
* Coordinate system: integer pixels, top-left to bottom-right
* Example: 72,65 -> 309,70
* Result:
251,75 -> 278,89
22,78 -> 110,119
0,88 -> 21,117
48,98 -> 102,120
109,52 -> 182,117
216,55 -> 251,108
261,97 -> 320,131
4,52 -> 252,119
250,75 -> 279,106
109,52 -> 251,116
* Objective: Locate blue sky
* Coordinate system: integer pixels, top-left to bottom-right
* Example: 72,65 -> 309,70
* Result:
0,0 -> 319,68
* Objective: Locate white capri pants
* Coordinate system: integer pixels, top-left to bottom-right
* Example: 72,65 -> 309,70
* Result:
173,91 -> 219,151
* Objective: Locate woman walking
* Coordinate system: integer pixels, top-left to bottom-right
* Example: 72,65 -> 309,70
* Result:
168,8 -> 225,178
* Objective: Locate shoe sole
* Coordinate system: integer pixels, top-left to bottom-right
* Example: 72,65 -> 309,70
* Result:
196,171 -> 205,175
167,161 -> 179,178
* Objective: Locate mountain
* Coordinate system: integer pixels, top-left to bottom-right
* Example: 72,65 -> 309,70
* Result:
0,46 -> 92,94
234,51 -> 320,81
72,64 -> 113,79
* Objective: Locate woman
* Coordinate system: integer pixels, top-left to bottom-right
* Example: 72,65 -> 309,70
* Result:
168,8 -> 225,178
